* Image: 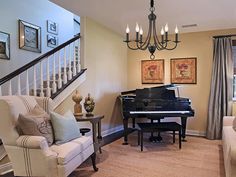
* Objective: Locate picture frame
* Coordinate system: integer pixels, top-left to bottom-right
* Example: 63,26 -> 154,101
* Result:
0,31 -> 10,60
47,34 -> 58,48
19,20 -> 41,53
141,59 -> 164,84
170,57 -> 197,84
47,20 -> 58,35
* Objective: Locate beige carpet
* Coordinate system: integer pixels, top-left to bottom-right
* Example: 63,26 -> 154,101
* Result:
70,132 -> 225,177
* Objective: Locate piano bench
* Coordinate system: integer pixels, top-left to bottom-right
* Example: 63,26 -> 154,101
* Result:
137,122 -> 182,151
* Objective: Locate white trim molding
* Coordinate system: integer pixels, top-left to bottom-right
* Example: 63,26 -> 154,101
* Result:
53,72 -> 86,108
101,125 -> 123,137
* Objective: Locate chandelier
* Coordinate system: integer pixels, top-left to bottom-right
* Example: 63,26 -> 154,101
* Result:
123,0 -> 180,59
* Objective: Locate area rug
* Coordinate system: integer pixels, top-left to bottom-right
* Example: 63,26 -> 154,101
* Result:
70,132 -> 225,177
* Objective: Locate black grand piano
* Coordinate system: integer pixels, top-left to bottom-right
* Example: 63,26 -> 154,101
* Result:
120,84 -> 194,145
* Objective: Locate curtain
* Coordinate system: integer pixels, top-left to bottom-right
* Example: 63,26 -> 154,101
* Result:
206,37 -> 233,139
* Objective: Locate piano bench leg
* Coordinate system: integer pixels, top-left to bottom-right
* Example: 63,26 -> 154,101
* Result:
138,130 -> 140,145
141,131 -> 143,152
173,131 -> 175,143
179,130 -> 182,149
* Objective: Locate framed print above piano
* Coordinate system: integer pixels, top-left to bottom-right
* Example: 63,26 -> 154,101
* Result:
170,57 -> 197,84
141,59 -> 164,84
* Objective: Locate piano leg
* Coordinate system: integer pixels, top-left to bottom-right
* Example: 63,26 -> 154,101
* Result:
181,117 -> 187,142
123,119 -> 129,145
132,118 -> 136,128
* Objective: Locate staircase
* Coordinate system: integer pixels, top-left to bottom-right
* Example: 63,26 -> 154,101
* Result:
0,33 -> 86,107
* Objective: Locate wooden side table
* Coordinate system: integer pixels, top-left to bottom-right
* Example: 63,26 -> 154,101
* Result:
74,114 -> 104,153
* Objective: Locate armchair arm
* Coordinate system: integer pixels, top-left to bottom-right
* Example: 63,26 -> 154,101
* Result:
16,135 -> 49,150
223,116 -> 235,126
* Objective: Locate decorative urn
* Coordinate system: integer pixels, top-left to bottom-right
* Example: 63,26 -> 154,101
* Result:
72,90 -> 83,116
84,93 -> 95,116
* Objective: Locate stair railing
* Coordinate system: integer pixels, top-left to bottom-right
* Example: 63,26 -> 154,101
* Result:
0,33 -> 82,98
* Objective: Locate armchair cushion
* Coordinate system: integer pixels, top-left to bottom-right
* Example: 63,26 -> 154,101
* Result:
16,135 -> 49,150
50,136 -> 93,165
50,110 -> 81,145
17,105 -> 54,145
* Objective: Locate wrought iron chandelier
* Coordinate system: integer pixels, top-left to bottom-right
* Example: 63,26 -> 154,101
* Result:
124,0 -> 180,59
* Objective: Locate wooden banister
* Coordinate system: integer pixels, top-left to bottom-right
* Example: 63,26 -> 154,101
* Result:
0,33 -> 81,86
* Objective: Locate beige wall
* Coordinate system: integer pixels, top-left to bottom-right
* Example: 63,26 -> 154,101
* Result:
127,28 -> 236,133
56,17 -> 127,132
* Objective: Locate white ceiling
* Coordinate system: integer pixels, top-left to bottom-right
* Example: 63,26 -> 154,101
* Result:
51,0 -> 236,37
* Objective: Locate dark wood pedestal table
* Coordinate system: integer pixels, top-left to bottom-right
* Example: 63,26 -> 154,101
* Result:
74,114 -> 104,153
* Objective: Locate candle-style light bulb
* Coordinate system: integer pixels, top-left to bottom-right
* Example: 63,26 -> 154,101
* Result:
165,23 -> 168,32
135,23 -> 139,42
135,23 -> 140,32
161,27 -> 164,44
175,25 -> 179,42
175,26 -> 179,34
161,27 -> 164,35
126,25 -> 130,33
125,24 -> 130,42
139,27 -> 143,35
139,27 -> 143,43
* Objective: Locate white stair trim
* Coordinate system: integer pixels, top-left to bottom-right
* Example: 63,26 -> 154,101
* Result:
101,125 -> 123,137
53,72 -> 86,108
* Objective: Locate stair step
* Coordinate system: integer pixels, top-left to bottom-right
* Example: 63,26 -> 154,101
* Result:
61,67 -> 73,72
30,68 -> 85,98
43,80 -> 59,88
71,61 -> 79,65
30,88 -> 52,97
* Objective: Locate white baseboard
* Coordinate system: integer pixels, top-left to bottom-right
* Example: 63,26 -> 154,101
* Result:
186,130 -> 206,137
101,125 -> 123,137
103,124 -> 206,138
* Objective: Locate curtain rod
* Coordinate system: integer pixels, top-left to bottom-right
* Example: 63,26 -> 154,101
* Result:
213,34 -> 236,38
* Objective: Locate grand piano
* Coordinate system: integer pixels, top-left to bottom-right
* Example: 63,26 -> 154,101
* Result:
120,84 -> 195,145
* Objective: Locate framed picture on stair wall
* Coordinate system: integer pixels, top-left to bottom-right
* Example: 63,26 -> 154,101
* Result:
47,34 -> 58,48
0,31 -> 10,60
19,20 -> 41,53
47,20 -> 58,35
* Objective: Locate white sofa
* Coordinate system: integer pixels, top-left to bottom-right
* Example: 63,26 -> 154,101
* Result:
0,96 -> 98,177
222,116 -> 236,177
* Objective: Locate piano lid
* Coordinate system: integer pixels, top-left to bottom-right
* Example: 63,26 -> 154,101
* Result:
135,84 -> 176,100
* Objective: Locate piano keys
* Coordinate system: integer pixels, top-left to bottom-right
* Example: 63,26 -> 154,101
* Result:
120,84 -> 195,145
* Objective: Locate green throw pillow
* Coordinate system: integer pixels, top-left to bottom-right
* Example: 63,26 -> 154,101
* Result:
50,110 -> 81,145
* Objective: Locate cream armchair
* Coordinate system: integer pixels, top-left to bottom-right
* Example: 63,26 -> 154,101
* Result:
0,96 -> 97,177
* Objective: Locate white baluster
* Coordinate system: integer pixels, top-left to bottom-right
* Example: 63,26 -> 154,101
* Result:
33,65 -> 37,96
72,42 -> 77,77
17,75 -> 21,95
40,61 -> 44,97
8,80 -> 12,95
46,57 -> 51,97
0,85 -> 2,96
52,53 -> 57,94
76,40 -> 81,73
25,70 -> 29,95
63,47 -> 67,84
68,44 -> 72,80
58,51 -> 62,89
